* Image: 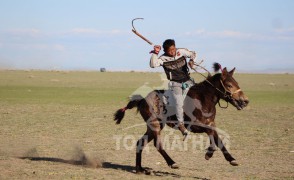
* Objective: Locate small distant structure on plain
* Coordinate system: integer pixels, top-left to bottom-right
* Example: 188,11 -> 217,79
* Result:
100,68 -> 106,72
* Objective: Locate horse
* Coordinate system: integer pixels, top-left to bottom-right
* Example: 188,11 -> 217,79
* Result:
114,65 -> 249,174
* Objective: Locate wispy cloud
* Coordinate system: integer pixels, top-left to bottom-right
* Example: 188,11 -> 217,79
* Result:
183,29 -> 253,39
70,28 -> 101,34
183,29 -> 294,41
1,43 -> 65,52
1,28 -> 126,40
273,27 -> 294,40
67,28 -> 124,37
213,30 -> 253,39
53,44 -> 65,51
4,28 -> 42,37
274,27 -> 294,33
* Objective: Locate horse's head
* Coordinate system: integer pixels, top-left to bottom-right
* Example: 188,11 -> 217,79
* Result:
218,67 -> 249,110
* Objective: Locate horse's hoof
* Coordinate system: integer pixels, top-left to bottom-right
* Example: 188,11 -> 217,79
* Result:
144,169 -> 151,175
136,168 -> 151,175
205,154 -> 211,160
170,163 -> 179,169
205,150 -> 214,160
230,160 -> 239,166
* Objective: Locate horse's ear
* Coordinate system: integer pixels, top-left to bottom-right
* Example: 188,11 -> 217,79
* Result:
221,67 -> 228,79
229,67 -> 236,76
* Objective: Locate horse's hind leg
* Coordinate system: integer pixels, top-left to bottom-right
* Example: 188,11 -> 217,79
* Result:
205,133 -> 217,160
135,131 -> 154,174
153,130 -> 178,169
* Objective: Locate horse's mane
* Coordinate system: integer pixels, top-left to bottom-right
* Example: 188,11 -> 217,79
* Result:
190,73 -> 222,93
205,73 -> 222,84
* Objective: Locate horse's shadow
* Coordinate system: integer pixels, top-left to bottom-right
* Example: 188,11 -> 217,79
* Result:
101,162 -> 136,172
96,162 -> 209,179
19,157 -> 209,179
102,162 -> 180,178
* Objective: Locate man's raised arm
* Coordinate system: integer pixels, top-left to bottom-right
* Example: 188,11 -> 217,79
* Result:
149,45 -> 163,68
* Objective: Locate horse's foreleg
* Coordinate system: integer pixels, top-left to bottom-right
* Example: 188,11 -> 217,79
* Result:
205,130 -> 238,166
153,132 -> 178,169
210,131 -> 238,166
136,131 -> 154,174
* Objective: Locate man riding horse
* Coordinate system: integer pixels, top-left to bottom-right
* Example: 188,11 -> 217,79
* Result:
114,37 -> 249,174
150,39 -> 197,140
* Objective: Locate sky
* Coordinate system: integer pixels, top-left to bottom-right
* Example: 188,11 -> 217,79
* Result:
0,0 -> 293,72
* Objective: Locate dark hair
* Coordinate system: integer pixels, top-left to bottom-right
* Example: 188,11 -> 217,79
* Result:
163,39 -> 175,52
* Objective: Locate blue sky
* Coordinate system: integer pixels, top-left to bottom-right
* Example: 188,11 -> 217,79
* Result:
0,0 -> 293,72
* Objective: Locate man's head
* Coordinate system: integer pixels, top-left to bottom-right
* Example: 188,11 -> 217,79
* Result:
163,39 -> 176,57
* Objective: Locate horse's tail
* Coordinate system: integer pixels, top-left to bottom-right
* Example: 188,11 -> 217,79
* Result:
114,95 -> 143,124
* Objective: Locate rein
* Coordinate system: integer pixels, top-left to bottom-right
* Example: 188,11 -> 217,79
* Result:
191,63 -> 241,109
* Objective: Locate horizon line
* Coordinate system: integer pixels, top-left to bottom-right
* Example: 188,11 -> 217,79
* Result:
0,68 -> 293,74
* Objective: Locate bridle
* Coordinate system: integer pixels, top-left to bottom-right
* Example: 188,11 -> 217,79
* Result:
191,64 -> 242,109
219,80 -> 242,98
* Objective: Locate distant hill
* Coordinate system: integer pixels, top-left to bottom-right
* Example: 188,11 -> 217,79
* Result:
237,68 -> 294,74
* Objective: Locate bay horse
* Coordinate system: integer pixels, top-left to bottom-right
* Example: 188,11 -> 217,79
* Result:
114,66 -> 249,174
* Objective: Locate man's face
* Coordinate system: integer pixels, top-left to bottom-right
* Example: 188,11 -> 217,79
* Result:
166,45 -> 176,57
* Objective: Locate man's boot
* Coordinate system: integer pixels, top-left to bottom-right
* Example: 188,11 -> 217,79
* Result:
178,122 -> 189,141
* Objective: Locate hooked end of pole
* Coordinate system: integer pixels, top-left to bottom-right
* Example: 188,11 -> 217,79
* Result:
132,18 -> 144,31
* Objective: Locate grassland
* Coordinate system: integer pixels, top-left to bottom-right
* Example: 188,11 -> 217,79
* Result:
0,70 -> 293,179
